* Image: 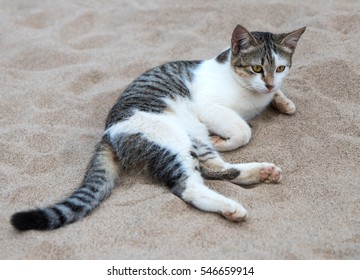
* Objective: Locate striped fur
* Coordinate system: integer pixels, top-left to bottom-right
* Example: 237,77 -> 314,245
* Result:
105,61 -> 201,127
11,25 -> 305,230
11,137 -> 119,230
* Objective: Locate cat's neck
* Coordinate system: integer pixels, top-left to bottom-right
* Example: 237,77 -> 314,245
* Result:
191,49 -> 274,120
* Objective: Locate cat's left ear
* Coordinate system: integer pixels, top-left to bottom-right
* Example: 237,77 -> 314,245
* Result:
280,27 -> 306,53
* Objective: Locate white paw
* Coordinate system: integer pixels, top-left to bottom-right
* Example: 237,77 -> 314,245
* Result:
259,163 -> 282,183
221,201 -> 248,222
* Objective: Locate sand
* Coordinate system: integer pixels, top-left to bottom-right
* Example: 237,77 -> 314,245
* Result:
0,0 -> 359,259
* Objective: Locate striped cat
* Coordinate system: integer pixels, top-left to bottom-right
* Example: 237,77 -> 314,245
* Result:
11,25 -> 305,230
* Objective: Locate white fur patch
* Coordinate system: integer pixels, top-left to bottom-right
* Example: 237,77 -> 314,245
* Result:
272,51 -> 290,87
192,57 -> 273,120
105,99 -> 211,170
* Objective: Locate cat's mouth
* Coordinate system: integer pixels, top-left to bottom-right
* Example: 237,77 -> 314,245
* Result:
265,85 -> 275,92
251,83 -> 277,94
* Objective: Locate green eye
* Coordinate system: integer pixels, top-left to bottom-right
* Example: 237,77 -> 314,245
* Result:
276,65 -> 286,73
251,65 -> 263,73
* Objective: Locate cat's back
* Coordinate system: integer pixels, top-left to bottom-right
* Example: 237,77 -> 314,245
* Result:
105,60 -> 201,128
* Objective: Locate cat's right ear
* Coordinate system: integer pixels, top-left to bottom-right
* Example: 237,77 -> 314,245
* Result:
231,25 -> 258,55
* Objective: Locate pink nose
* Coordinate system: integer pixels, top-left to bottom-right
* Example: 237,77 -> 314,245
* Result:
266,84 -> 274,91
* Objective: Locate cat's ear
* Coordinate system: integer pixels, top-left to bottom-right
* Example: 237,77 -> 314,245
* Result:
231,25 -> 258,55
279,27 -> 306,53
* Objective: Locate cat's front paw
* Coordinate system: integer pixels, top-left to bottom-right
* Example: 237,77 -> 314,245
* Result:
211,130 -> 251,152
259,163 -> 282,183
211,135 -> 225,146
272,93 -> 296,115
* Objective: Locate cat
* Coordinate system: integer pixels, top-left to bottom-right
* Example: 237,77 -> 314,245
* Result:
11,24 -> 305,230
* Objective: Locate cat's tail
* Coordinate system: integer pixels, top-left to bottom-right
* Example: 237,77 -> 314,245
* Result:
10,136 -> 120,231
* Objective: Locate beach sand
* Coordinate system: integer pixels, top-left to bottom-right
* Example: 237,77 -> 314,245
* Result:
1,0 -> 359,259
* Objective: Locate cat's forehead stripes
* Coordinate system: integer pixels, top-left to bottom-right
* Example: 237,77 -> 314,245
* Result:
252,32 -> 276,67
272,52 -> 289,67
231,30 -> 292,70
253,32 -> 292,69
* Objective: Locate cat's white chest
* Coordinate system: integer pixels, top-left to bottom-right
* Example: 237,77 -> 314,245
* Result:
231,90 -> 274,120
191,59 -> 273,120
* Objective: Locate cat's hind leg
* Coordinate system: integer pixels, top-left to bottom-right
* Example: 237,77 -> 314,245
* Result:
106,111 -> 247,221
153,139 -> 248,222
165,138 -> 248,221
194,140 -> 282,185
229,162 -> 282,185
175,172 -> 248,222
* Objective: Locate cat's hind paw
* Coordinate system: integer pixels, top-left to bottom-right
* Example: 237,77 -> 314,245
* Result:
221,202 -> 248,222
260,163 -> 282,183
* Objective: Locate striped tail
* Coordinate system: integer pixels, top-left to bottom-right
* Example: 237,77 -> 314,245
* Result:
11,137 -> 120,231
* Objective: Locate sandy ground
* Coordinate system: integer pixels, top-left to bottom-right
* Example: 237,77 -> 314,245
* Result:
1,0 -> 359,259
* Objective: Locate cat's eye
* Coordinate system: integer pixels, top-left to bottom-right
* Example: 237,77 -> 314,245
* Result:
251,65 -> 263,73
276,66 -> 286,73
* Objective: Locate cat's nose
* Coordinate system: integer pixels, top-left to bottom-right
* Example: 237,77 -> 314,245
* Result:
265,84 -> 274,91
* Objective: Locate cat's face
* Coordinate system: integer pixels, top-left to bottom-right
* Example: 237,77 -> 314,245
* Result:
230,25 -> 305,94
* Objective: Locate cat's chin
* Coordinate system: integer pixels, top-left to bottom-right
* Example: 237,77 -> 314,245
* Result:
263,87 -> 279,94
254,89 -> 275,95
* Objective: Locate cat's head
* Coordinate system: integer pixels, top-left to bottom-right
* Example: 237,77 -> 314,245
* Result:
230,25 -> 306,94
